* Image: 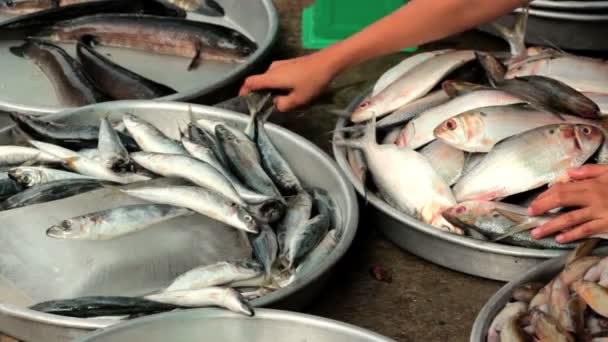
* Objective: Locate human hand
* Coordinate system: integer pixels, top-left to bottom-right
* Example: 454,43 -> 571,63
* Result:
239,51 -> 339,112
528,164 -> 608,243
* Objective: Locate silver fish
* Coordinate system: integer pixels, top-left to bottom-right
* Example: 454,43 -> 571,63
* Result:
46,204 -> 192,240
122,113 -> 186,155
335,119 -> 460,233
434,105 -> 589,153
29,140 -> 150,184
419,140 -> 464,186
487,302 -> 528,342
277,190 -> 313,255
351,50 -> 476,122
145,287 -> 253,316
295,229 -> 338,278
375,89 -> 451,129
249,224 -> 278,277
282,212 -> 330,269
98,117 -> 129,169
121,185 -> 258,233
396,90 -> 523,149
9,166 -> 94,187
0,172 -> 23,200
587,92 -> 608,116
0,145 -> 60,166
78,148 -> 100,161
165,261 -> 263,292
453,124 -> 602,201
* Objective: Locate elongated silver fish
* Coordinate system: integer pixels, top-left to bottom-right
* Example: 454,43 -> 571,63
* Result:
434,105 -> 589,153
29,140 -> 149,184
46,204 -> 192,240
98,117 -> 129,170
335,119 -> 460,233
0,172 -> 23,200
586,92 -> 608,116
122,113 -> 186,155
351,50 -> 476,122
0,146 -> 60,166
9,166 -> 93,187
419,140 -> 464,186
121,185 -> 258,233
453,124 -> 602,201
277,190 -> 313,255
283,212 -> 330,269
396,90 -> 523,149
249,224 -> 278,277
375,89 -> 451,129
165,261 -> 263,292
295,229 -> 338,277
145,287 -> 253,316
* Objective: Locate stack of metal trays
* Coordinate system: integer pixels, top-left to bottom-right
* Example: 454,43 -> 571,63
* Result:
479,1 -> 608,51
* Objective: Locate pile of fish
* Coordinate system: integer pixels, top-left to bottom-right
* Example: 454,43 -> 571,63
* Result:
485,239 -> 608,342
0,94 -> 340,318
0,0 -> 257,106
336,8 -> 608,249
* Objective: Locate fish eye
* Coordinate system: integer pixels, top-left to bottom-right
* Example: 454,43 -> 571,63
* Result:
5,0 -> 13,7
358,100 -> 371,108
446,119 -> 458,131
582,127 -> 592,135
22,175 -> 31,183
549,129 -> 555,134
492,212 -> 500,218
61,221 -> 72,231
244,215 -> 253,223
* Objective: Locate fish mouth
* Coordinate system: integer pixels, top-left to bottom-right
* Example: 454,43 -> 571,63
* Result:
46,225 -> 66,238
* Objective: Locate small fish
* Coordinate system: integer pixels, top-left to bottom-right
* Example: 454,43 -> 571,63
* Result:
97,117 -> 129,170
30,296 -> 179,318
0,172 -> 23,200
487,302 -> 528,342
10,39 -> 107,107
453,124 -> 602,202
512,282 -> 545,303
46,204 -> 192,240
531,309 -> 575,342
282,211 -> 330,269
122,113 -> 186,155
572,280 -> 608,318
295,229 -> 339,278
249,224 -> 278,277
187,122 -> 230,169
165,261 -> 263,292
419,140 -> 464,186
9,166 -> 93,187
144,287 -> 253,316
351,50 -> 476,122
121,185 -> 258,233
277,190 -> 313,255
0,178 -> 105,210
163,0 -> 224,16
500,314 -> 526,342
375,90 -> 451,129
0,145 -> 59,166
560,256 -> 602,287
76,36 -> 177,100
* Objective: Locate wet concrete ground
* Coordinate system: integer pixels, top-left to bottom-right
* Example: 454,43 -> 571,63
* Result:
269,1 -> 507,341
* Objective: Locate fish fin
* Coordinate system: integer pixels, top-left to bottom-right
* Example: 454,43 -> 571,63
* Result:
491,5 -> 529,58
495,207 -> 527,223
475,51 -> 506,85
492,222 -> 539,242
9,42 -> 30,58
259,104 -> 275,123
333,116 -> 376,149
187,41 -> 203,71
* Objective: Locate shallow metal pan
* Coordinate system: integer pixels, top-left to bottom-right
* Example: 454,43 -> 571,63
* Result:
0,0 -> 278,115
532,0 -> 608,11
0,100 -> 359,342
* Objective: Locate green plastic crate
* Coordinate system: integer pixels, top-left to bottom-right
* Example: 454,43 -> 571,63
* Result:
302,0 -> 418,52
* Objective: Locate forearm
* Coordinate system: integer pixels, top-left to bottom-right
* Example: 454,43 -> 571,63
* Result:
322,0 -> 528,73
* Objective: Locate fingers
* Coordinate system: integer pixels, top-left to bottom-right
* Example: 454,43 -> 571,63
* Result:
568,164 -> 608,180
530,207 -> 593,239
274,94 -> 306,112
239,73 -> 291,97
528,184 -> 590,216
555,219 -> 607,244
533,181 -> 590,203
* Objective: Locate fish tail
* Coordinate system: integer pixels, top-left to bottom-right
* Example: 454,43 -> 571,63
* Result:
491,5 -> 529,58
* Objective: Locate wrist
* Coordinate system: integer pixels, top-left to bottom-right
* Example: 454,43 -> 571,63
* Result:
313,44 -> 352,77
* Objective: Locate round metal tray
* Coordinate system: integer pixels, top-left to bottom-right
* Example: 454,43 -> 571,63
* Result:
0,0 -> 278,115
517,7 -> 608,21
532,0 -> 608,10
469,247 -> 607,342
74,308 -> 395,342
0,101 -> 359,342
332,92 -> 565,283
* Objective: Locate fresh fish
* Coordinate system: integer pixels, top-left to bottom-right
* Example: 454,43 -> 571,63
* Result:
122,113 -> 186,155
396,90 -> 523,149
29,140 -> 150,184
441,80 -> 489,98
560,256 -> 602,287
9,166 -> 93,187
476,51 -> 507,85
249,225 -> 278,277
491,8 -> 529,59
351,50 -> 476,123
0,145 -> 59,166
573,280 -> 608,319
462,153 -> 486,176
312,188 -> 337,231
583,257 -> 608,283
30,296 -> 179,318
419,140 -> 464,186
77,148 -> 100,160
46,204 -> 192,240
98,117 -> 129,170
76,36 -> 177,100
531,309 -> 575,342
561,296 -> 586,335
144,287 -> 253,316
187,122 -> 230,169
295,229 -> 339,277
9,112 -> 138,150
371,50 -> 452,96
0,0 -> 63,15
121,185 -> 258,233
487,302 -> 528,342
277,190 -> 313,255
335,119 -> 459,233
0,178 -> 105,210
453,124 -> 602,201
181,136 -> 273,205
215,123 -> 281,198
40,14 -> 257,69
530,285 -> 550,312
500,315 -> 526,342
381,128 -> 400,145
165,261 -> 263,292
282,211 -> 330,269
434,105 -> 590,153
377,90 -> 451,129
506,54 -> 608,94
0,172 -> 23,200
10,40 -> 106,107
566,238 -> 601,265
586,93 -> 608,115
549,277 -> 570,331
163,0 -> 224,16
512,282 -> 544,303
442,201 -> 574,249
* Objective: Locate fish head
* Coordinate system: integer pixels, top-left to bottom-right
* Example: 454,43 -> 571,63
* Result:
222,30 -> 257,58
225,289 -> 254,316
572,124 -> 603,155
215,124 -> 237,144
250,199 -> 285,224
46,218 -> 90,240
434,111 -> 484,149
8,167 -> 40,187
441,201 -> 498,228
234,260 -> 264,275
233,204 -> 258,233
350,97 -> 386,123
